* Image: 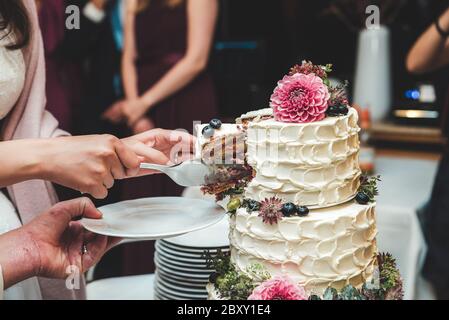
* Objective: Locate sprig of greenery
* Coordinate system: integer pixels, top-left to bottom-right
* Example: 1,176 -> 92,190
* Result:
322,63 -> 333,74
377,253 -> 403,300
204,249 -> 232,275
359,175 -> 381,202
205,251 -> 271,300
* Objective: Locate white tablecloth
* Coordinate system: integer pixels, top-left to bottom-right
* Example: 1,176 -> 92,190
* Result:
374,155 -> 438,299
86,274 -> 155,300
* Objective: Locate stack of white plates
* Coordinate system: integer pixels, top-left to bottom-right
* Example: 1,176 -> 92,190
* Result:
154,215 -> 229,300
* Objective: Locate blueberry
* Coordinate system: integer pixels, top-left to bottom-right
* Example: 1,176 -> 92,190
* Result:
355,192 -> 370,205
297,206 -> 310,216
326,105 -> 339,117
209,118 -> 222,129
281,203 -> 298,217
209,272 -> 219,284
246,200 -> 260,212
202,125 -> 215,138
337,104 -> 349,115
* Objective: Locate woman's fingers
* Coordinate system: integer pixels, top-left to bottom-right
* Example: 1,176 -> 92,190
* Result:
103,172 -> 115,189
114,139 -> 141,177
89,184 -> 109,199
131,142 -> 171,166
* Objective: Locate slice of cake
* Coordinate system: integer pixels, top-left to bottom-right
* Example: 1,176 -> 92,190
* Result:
195,121 -> 254,201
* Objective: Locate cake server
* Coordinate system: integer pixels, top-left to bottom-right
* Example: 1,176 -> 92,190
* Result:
140,159 -> 210,187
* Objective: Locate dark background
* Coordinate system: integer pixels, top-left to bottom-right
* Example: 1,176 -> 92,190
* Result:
211,0 -> 449,121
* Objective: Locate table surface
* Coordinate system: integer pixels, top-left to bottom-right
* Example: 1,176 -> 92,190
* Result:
375,155 -> 439,209
374,153 -> 439,299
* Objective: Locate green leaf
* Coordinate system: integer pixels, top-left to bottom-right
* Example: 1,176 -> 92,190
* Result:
323,287 -> 338,300
339,285 -> 365,300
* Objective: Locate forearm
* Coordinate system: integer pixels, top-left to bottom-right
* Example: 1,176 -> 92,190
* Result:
0,229 -> 38,290
122,57 -> 140,100
407,10 -> 449,73
140,57 -> 205,110
0,139 -> 52,187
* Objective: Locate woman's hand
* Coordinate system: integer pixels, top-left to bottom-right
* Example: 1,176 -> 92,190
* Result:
132,117 -> 155,135
120,98 -> 149,128
40,135 -> 141,199
0,198 -> 120,288
122,128 -> 196,175
102,100 -> 125,124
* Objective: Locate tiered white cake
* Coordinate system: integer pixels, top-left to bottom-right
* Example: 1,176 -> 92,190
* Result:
231,108 -> 378,295
198,107 -> 378,297
198,61 -> 395,300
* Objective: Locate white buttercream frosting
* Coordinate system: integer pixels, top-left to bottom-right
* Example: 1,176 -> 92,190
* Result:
229,201 -> 377,295
244,107 -> 361,207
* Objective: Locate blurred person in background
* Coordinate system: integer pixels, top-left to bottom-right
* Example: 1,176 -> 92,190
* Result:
35,0 -> 129,208
407,5 -> 449,300
102,0 -> 218,275
35,0 -> 127,137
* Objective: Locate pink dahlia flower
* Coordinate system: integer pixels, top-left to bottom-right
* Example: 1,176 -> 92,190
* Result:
270,72 -> 330,123
248,276 -> 308,300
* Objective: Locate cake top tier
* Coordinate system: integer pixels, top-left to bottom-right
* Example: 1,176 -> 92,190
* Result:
247,107 -> 359,146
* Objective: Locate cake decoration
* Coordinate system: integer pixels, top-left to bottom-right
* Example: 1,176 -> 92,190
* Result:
270,61 -> 352,124
209,118 -> 222,129
270,71 -> 330,123
356,175 -> 381,205
258,197 -> 284,225
248,276 -> 308,301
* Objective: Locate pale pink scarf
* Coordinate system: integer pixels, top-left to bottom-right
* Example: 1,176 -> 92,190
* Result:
1,0 -> 85,300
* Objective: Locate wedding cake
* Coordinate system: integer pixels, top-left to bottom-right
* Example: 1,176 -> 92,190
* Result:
197,61 -> 402,300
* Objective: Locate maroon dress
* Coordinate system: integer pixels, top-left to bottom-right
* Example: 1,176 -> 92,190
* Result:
38,0 -> 82,131
121,0 -> 218,274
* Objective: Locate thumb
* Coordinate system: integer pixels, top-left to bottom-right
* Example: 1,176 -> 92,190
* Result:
44,198 -> 102,232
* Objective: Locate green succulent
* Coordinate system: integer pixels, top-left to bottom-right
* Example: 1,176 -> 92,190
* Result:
359,175 -> 381,202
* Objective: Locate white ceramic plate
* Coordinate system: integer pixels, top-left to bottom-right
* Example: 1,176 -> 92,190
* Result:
81,197 -> 225,239
156,241 -> 230,259
156,250 -> 211,266
156,274 -> 207,293
155,280 -> 207,300
155,263 -> 211,280
155,255 -> 213,275
164,214 -> 230,248
160,240 -> 229,254
156,272 -> 208,288
156,241 -> 209,259
158,279 -> 207,295
155,252 -> 213,270
155,269 -> 209,284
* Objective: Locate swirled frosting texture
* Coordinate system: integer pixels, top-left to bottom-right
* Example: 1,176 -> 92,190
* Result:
245,108 -> 361,207
229,202 -> 378,294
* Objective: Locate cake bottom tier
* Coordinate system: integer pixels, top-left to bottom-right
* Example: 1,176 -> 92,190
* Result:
229,201 -> 378,295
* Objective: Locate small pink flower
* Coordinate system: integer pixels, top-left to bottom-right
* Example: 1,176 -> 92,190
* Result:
248,276 -> 308,300
259,197 -> 283,225
270,73 -> 330,123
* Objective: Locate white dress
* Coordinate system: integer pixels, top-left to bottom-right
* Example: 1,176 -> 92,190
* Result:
0,24 -> 42,300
